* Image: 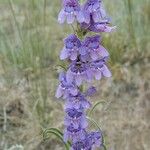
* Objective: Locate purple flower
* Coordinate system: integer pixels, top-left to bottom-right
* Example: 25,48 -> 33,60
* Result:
66,60 -> 88,86
58,0 -> 84,24
83,0 -> 108,23
81,35 -> 109,60
77,57 -> 111,81
88,21 -> 116,33
66,60 -> 95,85
60,34 -> 81,61
84,86 -> 97,97
64,108 -> 88,129
70,131 -> 102,150
81,17 -> 116,33
71,139 -> 92,150
89,58 -> 112,80
66,57 -> 111,85
65,92 -> 91,110
64,125 -> 86,142
55,72 -> 78,99
87,131 -> 103,148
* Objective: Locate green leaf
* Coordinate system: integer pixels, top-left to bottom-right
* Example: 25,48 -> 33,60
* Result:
43,128 -> 70,150
88,101 -> 106,116
102,144 -> 107,150
86,116 -> 102,131
54,64 -> 67,73
44,128 -> 63,136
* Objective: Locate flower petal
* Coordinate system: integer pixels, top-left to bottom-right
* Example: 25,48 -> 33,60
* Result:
79,46 -> 87,55
76,11 -> 85,23
58,9 -> 66,24
69,87 -> 78,96
60,47 -> 68,60
102,65 -> 112,77
66,70 -> 74,83
92,11 -> 101,22
70,51 -> 78,61
63,130 -> 69,142
98,45 -> 109,57
95,70 -> 102,80
90,51 -> 99,60
75,75 -> 82,86
67,13 -> 75,24
55,85 -> 63,98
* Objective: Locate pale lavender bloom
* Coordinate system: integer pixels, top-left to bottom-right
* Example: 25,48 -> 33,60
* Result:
83,0 -> 108,24
71,131 -> 102,150
89,58 -> 112,80
88,21 -> 116,33
64,125 -> 86,142
60,34 -> 81,61
87,131 -> 103,148
81,57 -> 111,81
65,92 -> 91,110
64,108 -> 88,129
55,72 -> 78,99
58,0 -> 84,24
81,35 -> 109,60
84,86 -> 97,97
71,139 -> 92,150
66,61 -> 88,86
81,17 -> 116,33
66,57 -> 111,85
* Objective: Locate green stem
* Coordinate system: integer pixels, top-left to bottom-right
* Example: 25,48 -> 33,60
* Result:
76,23 -> 88,40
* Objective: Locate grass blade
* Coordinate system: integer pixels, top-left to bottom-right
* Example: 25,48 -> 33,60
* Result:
88,101 -> 106,116
44,127 -> 63,136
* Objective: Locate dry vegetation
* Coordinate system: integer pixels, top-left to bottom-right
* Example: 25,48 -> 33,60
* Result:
0,0 -> 149,150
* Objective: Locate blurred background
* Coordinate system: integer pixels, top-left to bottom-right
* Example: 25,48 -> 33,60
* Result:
0,0 -> 149,150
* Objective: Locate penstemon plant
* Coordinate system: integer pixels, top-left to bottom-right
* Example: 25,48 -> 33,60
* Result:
44,0 -> 115,150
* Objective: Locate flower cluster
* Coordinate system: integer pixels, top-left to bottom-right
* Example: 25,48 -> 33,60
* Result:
58,0 -> 116,32
56,0 -> 115,149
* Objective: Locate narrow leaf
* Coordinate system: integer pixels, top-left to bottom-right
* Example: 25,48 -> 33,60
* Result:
102,144 -> 107,150
88,101 -> 106,116
44,127 -> 63,136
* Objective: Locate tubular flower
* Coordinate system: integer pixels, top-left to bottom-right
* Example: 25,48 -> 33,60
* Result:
81,17 -> 116,33
55,72 -> 78,99
65,92 -> 91,110
87,131 -> 103,148
64,125 -> 86,142
71,138 -> 92,150
66,57 -> 111,85
66,60 -> 89,86
70,131 -> 102,150
64,108 -> 88,129
88,21 -> 116,33
83,0 -> 108,23
58,0 -> 84,24
60,34 -> 82,61
89,58 -> 112,80
84,86 -> 97,97
81,35 -> 109,60
81,19 -> 116,33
